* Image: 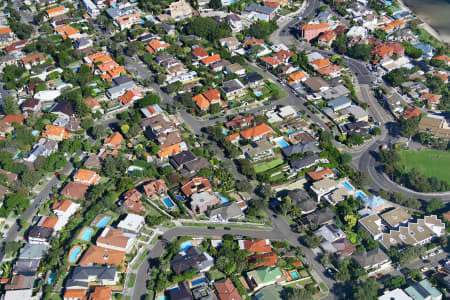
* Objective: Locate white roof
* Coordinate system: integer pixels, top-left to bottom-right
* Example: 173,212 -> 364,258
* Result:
118,214 -> 145,232
379,288 -> 412,300
266,111 -> 282,123
3,289 -> 33,300
347,26 -> 367,37
307,52 -> 324,62
278,105 -> 297,118
34,90 -> 61,101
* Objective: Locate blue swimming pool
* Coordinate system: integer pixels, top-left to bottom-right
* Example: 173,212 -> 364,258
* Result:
191,277 -> 207,286
162,196 -> 175,208
176,195 -> 184,202
356,191 -> 367,199
47,273 -> 55,285
180,241 -> 192,251
96,217 -> 111,228
342,181 -> 354,191
81,228 -> 93,240
290,271 -> 299,280
277,140 -> 289,148
157,297 -> 166,300
216,193 -> 229,204
32,130 -> 39,136
255,91 -> 262,97
222,129 -> 228,135
286,129 -> 295,134
69,247 -> 82,263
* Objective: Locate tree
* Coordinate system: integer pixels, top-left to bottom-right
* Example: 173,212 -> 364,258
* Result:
352,170 -> 371,188
303,234 -> 323,248
387,276 -> 406,289
20,170 -> 41,188
347,134 -> 364,146
186,17 -> 231,42
347,44 -> 373,61
257,184 -> 273,200
1,96 -> 19,114
383,68 -> 410,87
137,93 -> 161,108
339,153 -> 352,165
208,0 -> 222,9
426,198 -> 444,214
238,159 -> 256,179
246,20 -> 278,40
408,269 -> 422,282
352,278 -> 379,300
400,117 -> 420,138
279,196 -> 291,216
236,180 -> 252,193
91,125 -> 107,139
372,127 -> 382,136
81,118 -> 94,130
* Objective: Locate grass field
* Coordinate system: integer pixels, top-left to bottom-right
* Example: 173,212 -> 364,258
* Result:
254,158 -> 284,173
398,149 -> 450,184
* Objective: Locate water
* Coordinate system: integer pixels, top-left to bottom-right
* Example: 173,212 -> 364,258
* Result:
47,273 -> 55,285
277,140 -> 289,148
215,193 -> 229,204
356,191 -> 368,199
403,0 -> 450,43
180,241 -> 192,251
290,271 -> 300,279
81,228 -> 93,240
162,196 -> 175,208
69,247 -> 82,263
342,181 -> 354,191
191,277 -> 207,286
96,217 -> 110,228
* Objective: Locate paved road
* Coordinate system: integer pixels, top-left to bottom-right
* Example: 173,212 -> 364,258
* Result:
132,215 -> 340,300
0,163 -> 74,263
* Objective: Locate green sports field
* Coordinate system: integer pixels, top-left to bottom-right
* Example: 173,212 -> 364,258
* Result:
398,149 -> 450,184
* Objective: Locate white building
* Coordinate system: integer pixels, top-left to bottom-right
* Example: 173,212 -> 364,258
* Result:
83,0 -> 100,17
117,214 -> 145,233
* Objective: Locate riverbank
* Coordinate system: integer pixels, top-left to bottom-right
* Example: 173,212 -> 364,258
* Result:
397,0 -> 450,45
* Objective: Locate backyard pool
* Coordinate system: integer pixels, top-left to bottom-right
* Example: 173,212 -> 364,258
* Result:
222,129 -> 228,135
356,191 -> 367,199
176,195 -> 184,202
47,273 -> 55,285
277,139 -> 289,148
215,193 -> 229,204
342,181 -> 354,191
161,196 -> 175,209
80,228 -> 93,240
191,277 -> 207,287
286,129 -> 295,134
290,271 -> 300,280
157,297 -> 166,300
180,241 -> 193,251
32,130 -> 39,136
96,216 -> 111,228
68,246 -> 82,263
255,91 -> 262,97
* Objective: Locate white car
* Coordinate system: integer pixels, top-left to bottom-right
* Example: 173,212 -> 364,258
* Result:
429,252 -> 436,257
437,249 -> 443,254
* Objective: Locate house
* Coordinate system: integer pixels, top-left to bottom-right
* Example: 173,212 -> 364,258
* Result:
318,30 -> 337,47
226,63 -> 246,76
0,120 -> 13,137
50,101 -> 75,118
287,189 -> 317,214
87,287 -> 112,300
420,93 -> 441,108
42,125 -> 69,141
225,14 -> 243,32
214,278 -> 242,300
20,53 -> 45,69
2,290 -> 33,300
21,98 -> 41,115
117,214 -> 145,233
327,96 -> 352,112
190,191 -> 220,214
418,116 -> 450,138
301,23 -> 330,41
305,207 -> 335,226
381,207 -> 411,229
242,72 -> 264,89
282,141 -> 320,158
28,226 -> 53,245
219,37 -> 240,50
170,151 -> 209,176
303,77 -> 330,92
260,56 -> 281,68
432,54 -> 450,66
315,224 -> 355,256
352,248 -> 390,271
307,168 -> 334,181
241,139 -> 274,161
207,202 -> 244,222
0,169 -> 17,183
238,239 -> 271,253
191,46 -> 208,62
289,153 -> 320,171
413,43 -> 435,59
221,79 -> 247,100
363,195 -> 384,212
122,189 -> 143,214
379,289 -> 413,300
46,6 -> 68,18
243,3 -> 276,21
170,246 -> 214,274
55,24 -> 81,39
166,0 -> 193,20
246,267 -> 282,290
240,123 -> 272,141
115,13 -> 141,30
288,70 -> 308,84
358,214 -> 383,239
371,43 -> 405,58
201,54 -> 221,67
146,39 -> 171,54
0,27 -> 13,44
247,252 -> 278,269
2,114 -> 26,125
381,19 -> 406,33
96,226 -> 136,253
342,106 -> 369,122
65,266 -> 117,289
142,179 -> 168,198
119,90 -> 143,105
84,154 -> 102,170
226,115 -> 254,130
73,169 -> 99,186
169,281 -> 192,300
192,88 -> 221,111
24,138 -> 58,163
405,280 -> 443,300
5,274 -> 35,290
346,26 -> 367,39
103,132 -> 124,149
61,182 -> 89,200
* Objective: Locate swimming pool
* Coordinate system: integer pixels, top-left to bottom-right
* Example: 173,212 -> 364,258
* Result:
342,181 -> 354,191
12,151 -> 22,160
162,196 -> 175,209
277,139 -> 289,148
356,191 -> 367,199
32,130 -> 39,136
96,216 -> 111,228
286,129 -> 295,134
222,129 -> 228,135
255,91 -> 262,97
176,195 -> 184,202
290,271 -> 300,280
47,273 -> 55,285
180,241 -> 192,251
216,193 -> 229,204
80,228 -> 93,240
157,297 -> 166,300
68,247 -> 82,263
191,277 -> 207,286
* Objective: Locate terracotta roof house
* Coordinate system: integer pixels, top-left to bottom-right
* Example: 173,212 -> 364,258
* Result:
61,182 -> 89,200
226,115 -> 254,130
214,278 -> 242,300
122,189 -> 143,214
381,19 -> 406,33
273,50 -> 295,63
243,38 -> 264,48
143,179 -> 168,197
146,39 -> 171,54
41,216 -> 58,230
288,70 -> 308,84
104,132 -> 124,148
20,53 -> 44,69
180,176 -> 212,196
46,6 -> 68,18
248,252 -> 278,269
201,54 -> 221,66
307,168 -> 334,181
2,114 -> 26,124
192,88 -> 221,111
432,54 -> 450,66
402,108 -> 422,119
301,23 -> 330,41
157,143 -> 182,158
192,46 -> 208,60
239,239 -> 272,253
260,56 -> 281,68
43,125 -> 69,141
0,169 -> 17,183
420,93 -> 441,107
371,42 -> 405,58
318,30 -> 337,47
119,90 -> 143,105
96,226 -> 136,253
73,169 -> 99,186
78,245 -> 125,267
239,123 -> 272,140
84,97 -> 101,111
87,286 -> 112,300
64,289 -> 87,299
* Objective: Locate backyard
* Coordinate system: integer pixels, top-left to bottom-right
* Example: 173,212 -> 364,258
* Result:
254,158 -> 285,174
398,149 -> 450,184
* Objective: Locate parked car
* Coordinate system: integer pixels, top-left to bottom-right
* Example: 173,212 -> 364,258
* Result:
224,227 -> 231,230
420,267 -> 429,272
207,226 -> 215,230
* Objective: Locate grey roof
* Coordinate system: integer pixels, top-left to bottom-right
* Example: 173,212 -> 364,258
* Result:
182,158 -> 210,176
226,14 -> 241,22
107,81 -> 136,96
303,77 -> 329,91
208,202 -> 244,220
28,226 -> 53,240
315,224 -> 345,242
50,101 -> 75,117
170,281 -> 193,300
170,246 -> 212,274
242,72 -> 264,85
112,75 -> 133,86
289,153 -> 319,170
73,37 -> 92,49
306,207 -> 335,225
170,150 -> 196,169
70,266 -> 117,282
244,3 -> 276,15
287,189 -> 317,213
18,244 -> 49,259
352,248 -> 389,268
13,259 -> 40,275
282,141 -> 320,157
221,79 -> 245,94
328,96 -> 352,109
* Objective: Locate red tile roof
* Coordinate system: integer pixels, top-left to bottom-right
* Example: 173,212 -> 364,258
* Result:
243,239 -> 272,253
402,108 -> 422,119
214,278 -> 242,300
239,123 -> 272,139
247,252 -> 278,268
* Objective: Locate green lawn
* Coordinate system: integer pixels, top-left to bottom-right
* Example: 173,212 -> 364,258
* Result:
254,158 -> 285,174
398,149 -> 450,184
132,249 -> 150,271
127,273 -> 136,288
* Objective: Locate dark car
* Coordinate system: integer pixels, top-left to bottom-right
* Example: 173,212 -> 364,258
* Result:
207,226 -> 215,230
224,227 -> 231,230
